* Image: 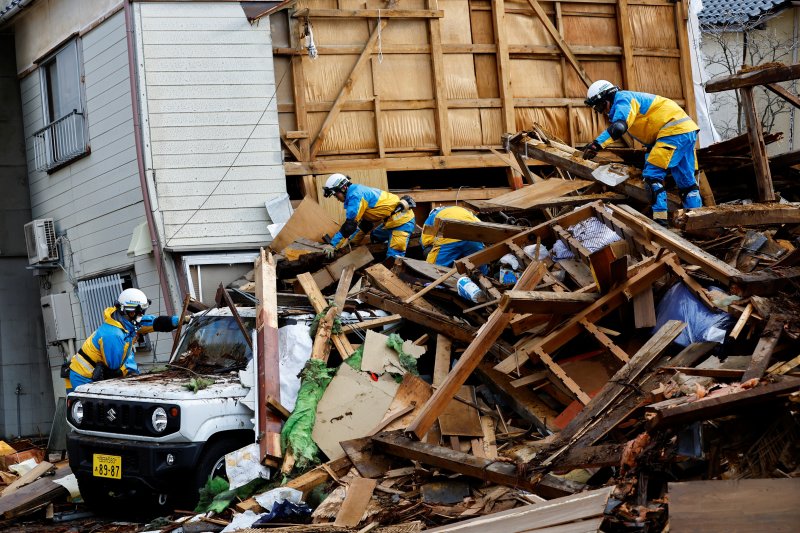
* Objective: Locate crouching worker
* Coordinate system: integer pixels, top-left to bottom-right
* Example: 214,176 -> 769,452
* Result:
321,173 -> 416,259
583,80 -> 702,226
64,288 -> 188,394
421,206 -> 486,268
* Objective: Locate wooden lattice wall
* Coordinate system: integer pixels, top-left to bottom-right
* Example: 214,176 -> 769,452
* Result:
272,0 -> 696,186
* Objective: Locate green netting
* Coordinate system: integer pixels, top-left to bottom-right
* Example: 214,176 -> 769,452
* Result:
386,333 -> 419,375
280,359 -> 335,471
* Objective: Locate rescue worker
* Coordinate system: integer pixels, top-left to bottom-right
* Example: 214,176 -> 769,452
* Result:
321,174 -> 416,259
582,80 -> 702,226
64,288 -> 187,394
421,206 -> 486,268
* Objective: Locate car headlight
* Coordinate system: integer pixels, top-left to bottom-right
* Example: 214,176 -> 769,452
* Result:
152,407 -> 168,433
71,400 -> 84,425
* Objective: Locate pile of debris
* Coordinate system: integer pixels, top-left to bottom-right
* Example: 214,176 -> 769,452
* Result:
3,126 -> 800,532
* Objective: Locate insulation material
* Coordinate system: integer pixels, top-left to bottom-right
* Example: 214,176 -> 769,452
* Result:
439,0 -> 473,44
506,12 -> 555,46
309,18 -> 370,45
510,59 -> 563,98
315,169 -> 389,224
572,106 -> 605,145
515,108 -> 569,142
373,55 -> 434,101
480,108 -> 503,146
565,61 -> 623,98
381,110 -> 437,150
449,109 -> 483,148
308,111 -> 377,154
563,13 -> 619,47
444,54 -> 479,99
304,55 -> 374,103
634,57 -> 684,99
630,6 -> 678,49
381,20 -> 428,46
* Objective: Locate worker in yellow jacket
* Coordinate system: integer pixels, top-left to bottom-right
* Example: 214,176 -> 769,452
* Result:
65,288 -> 186,394
321,174 -> 416,259
421,206 -> 486,268
582,80 -> 702,225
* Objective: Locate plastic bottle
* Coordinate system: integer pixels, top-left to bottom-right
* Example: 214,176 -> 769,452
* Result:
456,276 -> 487,303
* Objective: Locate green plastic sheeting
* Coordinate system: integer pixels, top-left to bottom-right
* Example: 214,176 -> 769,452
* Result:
280,359 -> 335,470
386,333 -> 419,375
195,476 -> 270,514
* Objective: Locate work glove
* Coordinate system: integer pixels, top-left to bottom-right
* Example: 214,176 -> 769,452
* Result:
322,244 -> 335,259
582,140 -> 602,160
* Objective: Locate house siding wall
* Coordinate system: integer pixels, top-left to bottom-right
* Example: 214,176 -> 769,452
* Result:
19,10 -> 172,401
136,2 -> 285,251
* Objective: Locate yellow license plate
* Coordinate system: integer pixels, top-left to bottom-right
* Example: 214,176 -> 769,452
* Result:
92,454 -> 122,479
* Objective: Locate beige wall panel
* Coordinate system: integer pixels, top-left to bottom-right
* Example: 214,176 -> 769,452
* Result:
445,54 -> 479,99
480,108 -> 504,145
439,0 -> 473,44
565,60 -> 622,97
572,106 -> 605,145
448,109 -> 483,147
274,56 -> 295,105
506,12 -> 554,46
633,57 -> 683,99
308,18 -> 370,45
510,59 -> 563,98
381,20 -> 428,45
308,111 -> 377,153
469,8 -> 494,44
474,55 -> 500,98
515,107 -> 569,141
315,169 -> 389,224
381,110 -> 437,150
374,55 -> 434,100
270,11 -> 290,48
279,113 -> 298,133
630,6 -> 678,49
304,54 -> 375,102
563,15 -> 619,47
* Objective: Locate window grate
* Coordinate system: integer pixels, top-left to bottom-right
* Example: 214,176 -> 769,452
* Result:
77,274 -> 123,338
31,110 -> 88,172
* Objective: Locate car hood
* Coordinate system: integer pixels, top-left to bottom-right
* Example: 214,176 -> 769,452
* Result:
73,372 -> 249,401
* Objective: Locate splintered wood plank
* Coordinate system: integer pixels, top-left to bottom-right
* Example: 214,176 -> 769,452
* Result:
296,272 -> 356,358
404,267 -> 457,304
0,465 -> 70,518
334,477 -> 378,527
558,259 -> 595,288
676,203 -> 800,231
433,335 -> 452,387
270,197 -> 341,253
741,316 -> 784,382
488,179 -> 591,210
506,291 -> 598,315
740,86 -> 775,202
365,264 -> 443,315
435,218 -> 524,244
255,250 -> 282,466
669,478 -> 800,533
421,486 -> 613,532
285,456 -> 352,498
632,288 -> 656,329
480,417 -> 498,460
1,462 -> 53,498
407,262 -> 548,439
301,247 -> 374,292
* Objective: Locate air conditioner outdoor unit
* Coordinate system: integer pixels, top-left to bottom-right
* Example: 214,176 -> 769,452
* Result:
24,218 -> 59,265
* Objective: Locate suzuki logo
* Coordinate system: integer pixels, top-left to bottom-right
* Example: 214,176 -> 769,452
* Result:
106,408 -> 116,422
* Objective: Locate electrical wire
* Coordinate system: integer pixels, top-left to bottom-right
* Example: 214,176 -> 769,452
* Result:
165,54 -> 295,246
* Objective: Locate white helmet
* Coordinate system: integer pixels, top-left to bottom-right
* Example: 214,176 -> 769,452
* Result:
117,288 -> 150,314
322,173 -> 351,197
585,80 -> 619,111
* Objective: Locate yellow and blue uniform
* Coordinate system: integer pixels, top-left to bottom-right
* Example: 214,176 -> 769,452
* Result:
593,90 -> 702,221
65,307 -> 180,393
421,206 -> 486,268
330,183 -> 415,258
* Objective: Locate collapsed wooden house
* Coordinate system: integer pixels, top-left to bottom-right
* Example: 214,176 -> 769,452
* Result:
268,0 -> 697,210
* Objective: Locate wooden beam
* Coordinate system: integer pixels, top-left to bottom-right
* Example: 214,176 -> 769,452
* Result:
434,218 -> 524,244
309,19 -> 388,159
255,250 -> 282,466
492,0 -> 516,137
740,86 -> 776,202
675,203 -> 800,231
506,290 -> 599,314
525,0 -> 592,88
285,456 -> 353,498
607,203 -> 742,285
616,0 -> 636,89
674,0 -> 696,120
341,314 -> 403,334
705,64 -> 800,93
333,264 -> 355,310
289,31 -> 310,160
741,316 -> 785,382
428,0 -> 450,156
401,187 -> 512,203
646,377 -> 800,429
406,263 -> 548,440
404,267 -> 457,304
295,9 -> 444,18
765,82 -> 800,109
731,267 -> 800,297
365,263 -> 443,315
285,154 -> 519,175
296,272 -> 356,358
580,318 -> 629,363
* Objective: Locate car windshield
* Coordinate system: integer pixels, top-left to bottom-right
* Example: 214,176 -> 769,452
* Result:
170,315 -> 254,372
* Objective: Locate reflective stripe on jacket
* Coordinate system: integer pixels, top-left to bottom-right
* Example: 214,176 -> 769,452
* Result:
596,91 -> 699,148
330,184 -> 414,247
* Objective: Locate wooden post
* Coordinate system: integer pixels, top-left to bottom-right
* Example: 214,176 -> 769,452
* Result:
740,86 -> 776,202
674,0 -> 696,120
406,262 -> 548,440
616,0 -> 636,89
255,249 -> 282,466
428,0 -> 451,156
